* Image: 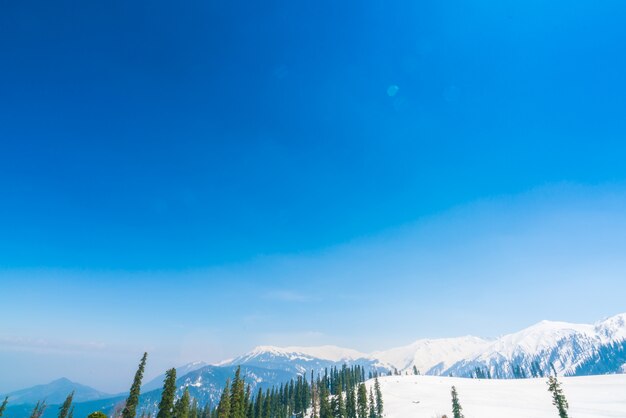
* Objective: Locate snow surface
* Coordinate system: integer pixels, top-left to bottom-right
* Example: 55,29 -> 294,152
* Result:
371,336 -> 491,374
367,374 -> 626,418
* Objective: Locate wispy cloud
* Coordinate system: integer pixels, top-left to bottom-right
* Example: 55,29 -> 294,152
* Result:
263,289 -> 312,302
0,336 -> 124,355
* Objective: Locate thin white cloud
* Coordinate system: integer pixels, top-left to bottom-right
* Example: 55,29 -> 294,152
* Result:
264,289 -> 311,302
0,336 -> 124,355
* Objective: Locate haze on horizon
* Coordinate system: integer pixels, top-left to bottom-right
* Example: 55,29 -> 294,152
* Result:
2,0 -> 626,394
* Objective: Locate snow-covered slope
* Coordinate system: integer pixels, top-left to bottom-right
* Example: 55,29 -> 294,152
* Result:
368,374 -> 626,418
444,313 -> 626,378
595,312 -> 626,342
372,336 -> 491,375
143,361 -> 210,391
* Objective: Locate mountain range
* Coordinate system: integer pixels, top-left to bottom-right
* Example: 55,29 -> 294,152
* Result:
3,313 -> 625,417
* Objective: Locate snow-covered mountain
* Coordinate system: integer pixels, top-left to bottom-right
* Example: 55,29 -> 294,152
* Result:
220,344 -> 388,377
226,345 -> 369,364
372,336 -> 491,375
216,313 -> 626,379
443,313 -> 626,378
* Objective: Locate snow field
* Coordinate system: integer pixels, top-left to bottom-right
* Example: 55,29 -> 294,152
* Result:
366,374 -> 626,418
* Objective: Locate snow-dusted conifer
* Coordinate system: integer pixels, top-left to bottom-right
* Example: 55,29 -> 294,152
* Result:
450,386 -> 464,418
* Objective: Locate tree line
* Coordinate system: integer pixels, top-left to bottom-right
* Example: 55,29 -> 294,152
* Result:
199,363 -> 383,418
5,353 -> 383,418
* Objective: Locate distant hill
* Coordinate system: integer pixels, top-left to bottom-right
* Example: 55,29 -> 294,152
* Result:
1,378 -> 111,405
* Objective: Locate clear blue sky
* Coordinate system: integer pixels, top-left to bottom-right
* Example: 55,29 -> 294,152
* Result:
2,0 -> 626,393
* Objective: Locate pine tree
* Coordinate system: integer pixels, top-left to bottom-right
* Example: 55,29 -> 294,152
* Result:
87,413 -> 108,418
450,386 -> 464,418
261,390 -> 271,418
310,374 -> 318,418
0,397 -> 8,418
368,389 -> 376,418
547,376 -> 569,418
244,385 -> 251,418
346,387 -> 356,418
30,400 -> 47,418
412,365 -> 418,375
253,388 -> 263,418
217,380 -> 231,418
123,352 -> 148,418
175,387 -> 191,418
373,377 -> 383,417
190,399 -> 199,418
58,391 -> 74,418
356,384 -> 368,418
229,367 -> 246,418
331,386 -> 346,418
157,368 -> 177,418
319,385 -> 332,418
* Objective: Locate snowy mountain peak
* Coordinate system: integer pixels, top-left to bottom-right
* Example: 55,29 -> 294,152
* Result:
236,345 -> 369,363
372,336 -> 491,374
595,313 -> 626,342
484,320 -> 595,357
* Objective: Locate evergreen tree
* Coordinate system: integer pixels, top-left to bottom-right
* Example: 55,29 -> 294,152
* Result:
123,352 -> 148,418
319,385 -> 332,418
346,387 -> 356,418
368,389 -> 376,418
217,381 -> 231,418
157,368 -> 177,418
175,387 -> 191,418
356,384 -> 368,418
58,391 -> 74,418
412,365 -> 418,375
373,377 -> 383,417
253,388 -> 263,418
190,400 -> 199,418
331,386 -> 346,418
547,376 -> 569,418
68,406 -> 75,418
310,376 -> 318,418
0,397 -> 8,418
30,400 -> 47,418
261,390 -> 270,418
244,385 -> 251,418
450,386 -> 464,418
229,367 -> 246,418
88,413 -> 108,418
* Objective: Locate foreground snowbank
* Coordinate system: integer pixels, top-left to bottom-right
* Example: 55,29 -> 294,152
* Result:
366,374 -> 626,418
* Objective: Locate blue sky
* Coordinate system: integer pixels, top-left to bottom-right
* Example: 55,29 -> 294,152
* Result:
2,0 -> 626,393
